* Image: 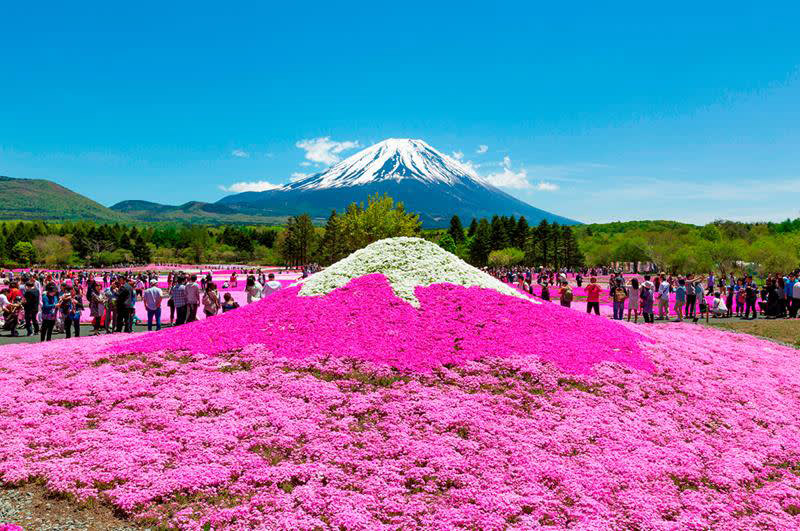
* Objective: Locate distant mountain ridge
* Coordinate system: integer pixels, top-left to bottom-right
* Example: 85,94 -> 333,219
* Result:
2,140 -> 579,227
109,200 -> 284,225
217,138 -> 578,227
0,176 -> 127,223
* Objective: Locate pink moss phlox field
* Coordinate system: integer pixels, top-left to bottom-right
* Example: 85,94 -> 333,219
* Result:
4,273 -> 800,528
110,274 -> 651,375
2,319 -> 800,528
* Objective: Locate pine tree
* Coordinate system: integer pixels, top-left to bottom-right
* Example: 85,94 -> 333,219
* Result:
469,219 -> 492,266
282,213 -> 316,265
318,210 -> 344,265
514,216 -> 529,249
503,215 -> 517,241
467,218 -> 478,238
133,234 -> 151,264
448,215 -> 465,244
536,220 -> 550,266
490,215 -> 510,251
550,222 -> 561,268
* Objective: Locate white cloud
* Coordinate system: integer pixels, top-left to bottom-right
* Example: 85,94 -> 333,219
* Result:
231,149 -> 249,158
299,161 -> 312,167
452,150 -> 464,161
484,156 -> 531,189
476,145 -> 488,154
296,137 -> 360,165
535,181 -> 559,191
218,180 -> 281,193
290,172 -> 310,182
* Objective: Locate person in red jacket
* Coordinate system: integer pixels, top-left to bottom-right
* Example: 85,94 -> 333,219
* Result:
585,277 -> 602,315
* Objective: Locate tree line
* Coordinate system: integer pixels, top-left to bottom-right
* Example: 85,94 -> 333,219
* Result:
433,215 -> 583,269
0,220 -> 280,268
576,219 -> 800,276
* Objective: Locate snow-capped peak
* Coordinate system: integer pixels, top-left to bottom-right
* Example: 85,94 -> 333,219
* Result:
286,138 -> 488,191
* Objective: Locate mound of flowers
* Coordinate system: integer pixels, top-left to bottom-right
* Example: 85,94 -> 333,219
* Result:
1,238 -> 800,529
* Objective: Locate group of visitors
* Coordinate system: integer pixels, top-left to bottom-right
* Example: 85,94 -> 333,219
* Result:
0,266 -> 293,342
491,265 -> 800,325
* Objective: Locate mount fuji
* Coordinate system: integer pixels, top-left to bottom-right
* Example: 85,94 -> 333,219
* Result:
217,139 -> 578,227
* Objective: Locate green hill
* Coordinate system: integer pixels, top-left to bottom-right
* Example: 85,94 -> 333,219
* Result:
110,200 -> 289,225
0,176 -> 129,222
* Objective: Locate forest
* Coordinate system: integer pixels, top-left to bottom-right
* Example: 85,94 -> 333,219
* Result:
1,193 -> 798,276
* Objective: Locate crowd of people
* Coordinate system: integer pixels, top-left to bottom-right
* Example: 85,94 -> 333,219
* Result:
0,267 -> 298,342
488,266 -> 800,324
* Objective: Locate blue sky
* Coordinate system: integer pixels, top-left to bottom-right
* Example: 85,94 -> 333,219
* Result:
1,1 -> 798,224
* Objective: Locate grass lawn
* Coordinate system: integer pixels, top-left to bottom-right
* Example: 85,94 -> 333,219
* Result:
704,318 -> 800,348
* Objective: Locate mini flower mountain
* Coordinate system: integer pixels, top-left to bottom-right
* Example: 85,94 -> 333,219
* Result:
114,237 -> 650,374
297,237 -> 532,306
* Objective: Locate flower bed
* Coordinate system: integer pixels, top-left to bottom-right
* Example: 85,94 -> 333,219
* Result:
1,239 -> 799,529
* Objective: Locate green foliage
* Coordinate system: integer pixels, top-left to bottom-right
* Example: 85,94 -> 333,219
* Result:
469,219 -> 492,266
438,233 -> 457,254
315,194 -> 421,265
282,213 -> 316,265
467,218 -> 478,237
32,235 -> 74,266
488,247 -> 525,267
448,215 -> 465,244
11,241 -> 35,265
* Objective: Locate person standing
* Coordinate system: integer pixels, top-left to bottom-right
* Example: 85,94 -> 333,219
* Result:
104,281 -> 117,334
185,274 -> 201,323
22,279 -> 40,337
61,287 -> 82,339
115,277 -> 131,333
674,279 -> 687,322
558,281 -> 573,308
744,277 -> 758,320
171,276 -> 188,325
685,279 -> 696,318
611,280 -> 627,320
792,273 -> 800,318
88,282 -> 104,334
626,278 -> 640,323
202,282 -> 220,318
640,281 -> 654,323
657,275 -> 671,320
585,277 -> 601,315
706,272 -> 715,296
40,285 -> 59,342
143,279 -> 163,331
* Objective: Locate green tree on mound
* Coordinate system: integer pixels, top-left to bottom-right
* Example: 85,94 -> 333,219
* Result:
335,194 -> 421,258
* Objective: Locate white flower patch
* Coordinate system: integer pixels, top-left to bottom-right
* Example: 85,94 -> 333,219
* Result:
297,237 -> 539,306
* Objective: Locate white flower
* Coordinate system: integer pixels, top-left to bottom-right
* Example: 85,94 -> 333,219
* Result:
297,237 -> 538,306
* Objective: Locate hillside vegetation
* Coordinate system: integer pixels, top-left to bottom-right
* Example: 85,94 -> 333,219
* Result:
0,176 -> 128,223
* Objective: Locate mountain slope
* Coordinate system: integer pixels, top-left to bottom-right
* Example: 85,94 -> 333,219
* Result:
110,200 -> 286,225
218,139 -> 579,227
0,176 -> 128,222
